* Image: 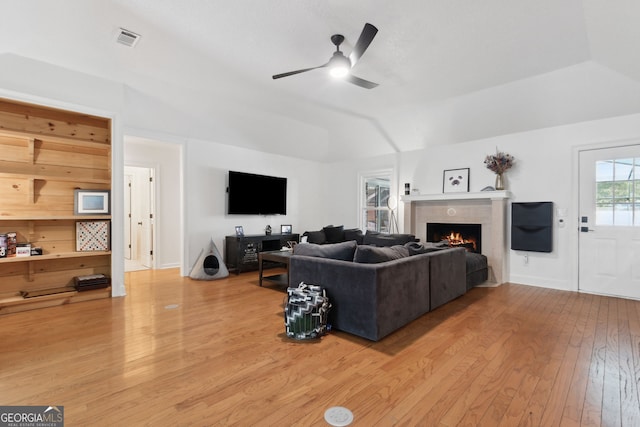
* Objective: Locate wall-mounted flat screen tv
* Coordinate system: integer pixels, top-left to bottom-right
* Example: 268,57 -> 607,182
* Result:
227,171 -> 287,215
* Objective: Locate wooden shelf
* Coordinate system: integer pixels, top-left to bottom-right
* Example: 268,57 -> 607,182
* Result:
0,167 -> 110,185
0,287 -> 111,315
0,128 -> 110,149
0,97 -> 112,315
0,251 -> 111,264
0,289 -> 77,306
0,215 -> 111,221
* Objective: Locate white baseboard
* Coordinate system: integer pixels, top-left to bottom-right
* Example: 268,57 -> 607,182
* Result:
508,274 -> 571,291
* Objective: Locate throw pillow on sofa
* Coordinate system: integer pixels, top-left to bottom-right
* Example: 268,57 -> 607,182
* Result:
322,225 -> 345,243
404,241 -> 449,255
303,230 -> 326,244
353,244 -> 410,263
293,240 -> 357,261
343,228 -> 364,244
363,230 -> 417,247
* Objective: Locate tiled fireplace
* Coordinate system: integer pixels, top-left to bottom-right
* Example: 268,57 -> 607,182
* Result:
402,191 -> 511,285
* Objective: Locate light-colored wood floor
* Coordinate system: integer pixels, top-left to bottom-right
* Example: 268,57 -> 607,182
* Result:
1,268 -> 640,426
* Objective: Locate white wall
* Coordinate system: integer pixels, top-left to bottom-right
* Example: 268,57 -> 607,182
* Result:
320,154 -> 399,229
184,138 -> 325,273
0,54 -> 330,280
325,113 -> 640,292
4,53 -> 640,292
324,114 -> 640,290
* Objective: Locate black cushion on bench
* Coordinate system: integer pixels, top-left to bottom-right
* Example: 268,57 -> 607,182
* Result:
465,252 -> 488,289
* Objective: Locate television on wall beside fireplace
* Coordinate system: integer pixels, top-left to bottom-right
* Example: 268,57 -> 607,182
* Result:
227,170 -> 287,215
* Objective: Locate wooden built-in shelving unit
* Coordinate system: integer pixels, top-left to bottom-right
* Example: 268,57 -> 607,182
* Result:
0,98 -> 112,314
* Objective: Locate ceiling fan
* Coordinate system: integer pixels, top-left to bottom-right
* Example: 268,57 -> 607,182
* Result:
272,23 -> 379,89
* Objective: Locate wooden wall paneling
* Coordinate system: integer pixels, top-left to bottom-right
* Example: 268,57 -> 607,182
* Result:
0,100 -> 110,144
35,140 -> 110,170
0,134 -> 29,162
0,262 -> 29,293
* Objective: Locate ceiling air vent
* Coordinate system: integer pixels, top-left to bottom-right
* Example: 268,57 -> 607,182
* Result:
116,28 -> 141,47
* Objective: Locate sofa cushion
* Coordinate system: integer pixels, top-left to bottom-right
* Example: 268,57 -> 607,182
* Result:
343,228 -> 364,244
466,252 -> 488,273
362,230 -> 380,245
293,240 -> 357,261
303,230 -> 326,244
405,241 -> 449,255
363,230 -> 417,247
322,225 -> 345,243
353,244 -> 410,264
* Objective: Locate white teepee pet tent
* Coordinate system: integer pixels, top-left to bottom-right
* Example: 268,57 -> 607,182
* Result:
189,238 -> 229,280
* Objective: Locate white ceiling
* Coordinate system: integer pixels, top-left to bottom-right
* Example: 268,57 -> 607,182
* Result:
2,0 -> 640,161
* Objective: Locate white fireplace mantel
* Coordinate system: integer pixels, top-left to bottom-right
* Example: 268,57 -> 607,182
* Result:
402,191 -> 511,285
400,190 -> 511,203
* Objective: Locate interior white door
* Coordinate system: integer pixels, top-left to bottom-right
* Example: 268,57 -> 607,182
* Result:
124,165 -> 155,270
124,174 -> 132,260
578,145 -> 640,299
139,168 -> 154,268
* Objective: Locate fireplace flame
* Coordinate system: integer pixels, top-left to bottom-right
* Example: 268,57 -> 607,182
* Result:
445,232 -> 477,251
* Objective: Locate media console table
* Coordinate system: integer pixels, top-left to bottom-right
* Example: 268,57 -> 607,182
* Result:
224,233 -> 299,274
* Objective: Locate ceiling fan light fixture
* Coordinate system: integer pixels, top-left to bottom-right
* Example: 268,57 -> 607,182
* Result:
272,23 -> 379,89
329,65 -> 349,78
328,53 -> 351,78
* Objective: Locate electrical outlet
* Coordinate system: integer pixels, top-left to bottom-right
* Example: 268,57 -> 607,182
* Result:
524,254 -> 529,265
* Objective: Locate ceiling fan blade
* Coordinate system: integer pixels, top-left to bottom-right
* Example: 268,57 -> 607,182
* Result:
344,74 -> 379,89
349,23 -> 378,66
272,63 -> 328,80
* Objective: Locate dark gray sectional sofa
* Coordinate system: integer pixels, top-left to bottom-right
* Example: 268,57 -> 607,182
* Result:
289,240 -> 466,341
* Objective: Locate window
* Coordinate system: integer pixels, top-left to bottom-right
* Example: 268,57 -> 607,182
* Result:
360,171 -> 392,232
595,157 -> 640,226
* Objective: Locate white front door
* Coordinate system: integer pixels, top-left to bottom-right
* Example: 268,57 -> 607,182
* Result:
578,144 -> 640,299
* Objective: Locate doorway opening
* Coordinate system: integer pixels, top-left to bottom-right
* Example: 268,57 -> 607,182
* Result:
124,166 -> 156,272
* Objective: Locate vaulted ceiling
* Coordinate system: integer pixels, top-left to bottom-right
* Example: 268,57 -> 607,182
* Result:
2,1 -> 640,162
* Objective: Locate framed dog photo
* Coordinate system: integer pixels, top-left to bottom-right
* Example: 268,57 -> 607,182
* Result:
443,168 -> 470,193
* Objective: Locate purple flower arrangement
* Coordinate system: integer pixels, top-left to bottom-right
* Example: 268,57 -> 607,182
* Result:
484,149 -> 514,174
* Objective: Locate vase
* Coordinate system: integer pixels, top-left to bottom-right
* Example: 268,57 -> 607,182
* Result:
495,173 -> 505,190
